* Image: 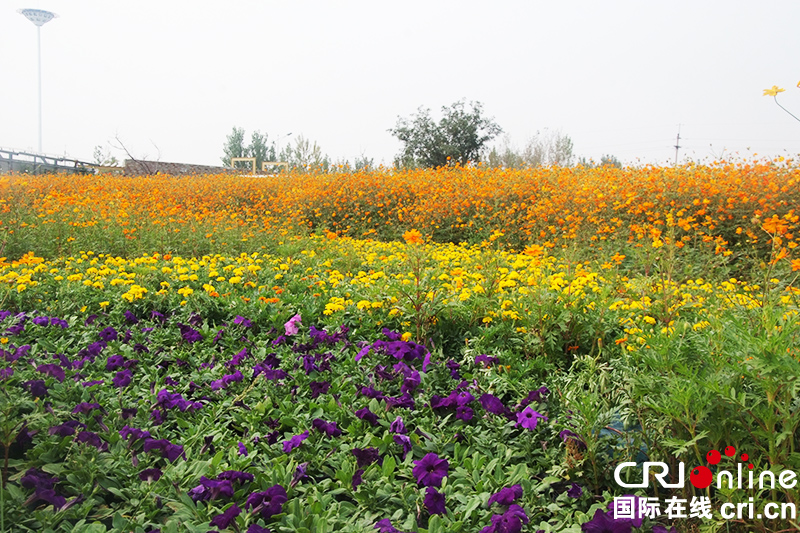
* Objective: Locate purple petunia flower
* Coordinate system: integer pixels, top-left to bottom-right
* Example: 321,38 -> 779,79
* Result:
217,470 -> 255,484
567,483 -> 583,498
245,485 -> 287,521
37,364 -> 65,383
355,407 -> 379,426
488,484 -> 523,506
607,496 -> 644,528
374,519 -> 400,533
112,369 -> 133,388
312,418 -> 342,437
516,407 -> 547,430
352,447 -> 381,468
210,504 -> 241,529
393,434 -> 412,460
210,369 -> 244,391
143,438 -> 185,462
309,380 -> 331,398
189,476 -> 234,502
228,348 -> 248,368
72,402 -> 103,415
24,379 -> 47,398
456,406 -> 474,421
139,468 -> 162,482
412,453 -> 449,488
50,317 -> 69,328
480,394 -> 508,416
124,310 -> 139,324
475,354 -> 500,367
238,441 -> 248,456
559,429 -> 587,450
284,313 -> 302,335
99,327 -> 118,342
177,323 -> 202,343
581,509 -> 633,533
424,487 -> 446,515
76,431 -> 108,451
233,315 -> 253,328
291,462 -> 309,487
520,386 -> 550,406
652,526 -> 677,533
390,416 -> 406,434
0,367 -> 12,380
50,420 -> 86,437
282,431 -> 309,453
352,468 -> 364,490
247,525 -> 272,533
106,354 -> 125,371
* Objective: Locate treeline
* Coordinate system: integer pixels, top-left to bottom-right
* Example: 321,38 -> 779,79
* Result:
222,100 -> 621,172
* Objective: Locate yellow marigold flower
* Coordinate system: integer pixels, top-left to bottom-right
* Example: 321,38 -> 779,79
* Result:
401,332 -> 412,342
100,301 -> 110,308
0,337 -> 7,344
763,85 -> 785,96
178,286 -> 194,297
229,276 -> 242,284
16,284 -> 26,293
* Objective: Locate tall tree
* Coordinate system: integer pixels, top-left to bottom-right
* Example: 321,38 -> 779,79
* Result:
390,100 -> 502,168
221,127 -> 246,168
246,130 -> 275,171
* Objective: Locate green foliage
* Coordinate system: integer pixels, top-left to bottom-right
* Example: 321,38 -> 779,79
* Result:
91,145 -> 119,167
280,135 -> 331,171
487,130 -> 575,168
577,154 -> 622,169
221,127 -> 277,171
390,100 -> 502,168
221,126 -> 247,167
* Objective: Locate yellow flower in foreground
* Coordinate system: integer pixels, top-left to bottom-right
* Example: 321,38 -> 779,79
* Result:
178,286 -> 194,297
763,85 -> 785,96
401,332 -> 412,342
99,301 -> 110,308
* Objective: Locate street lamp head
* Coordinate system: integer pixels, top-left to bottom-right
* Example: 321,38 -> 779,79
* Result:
18,8 -> 57,27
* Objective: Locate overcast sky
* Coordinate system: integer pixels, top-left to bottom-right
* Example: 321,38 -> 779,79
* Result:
2,1 -> 800,167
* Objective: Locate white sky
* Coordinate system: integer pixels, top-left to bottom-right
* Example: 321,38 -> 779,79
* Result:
2,1 -> 800,167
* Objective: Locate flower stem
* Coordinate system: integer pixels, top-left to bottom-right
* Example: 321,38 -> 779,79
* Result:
773,96 -> 800,123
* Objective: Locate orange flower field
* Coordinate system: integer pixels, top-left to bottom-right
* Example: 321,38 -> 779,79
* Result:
1,160 -> 799,268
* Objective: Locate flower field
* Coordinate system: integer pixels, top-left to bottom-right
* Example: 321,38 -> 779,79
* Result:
1,163 -> 800,533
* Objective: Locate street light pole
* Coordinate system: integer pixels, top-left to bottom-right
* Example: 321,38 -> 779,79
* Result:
277,132 -> 292,161
18,9 -> 57,154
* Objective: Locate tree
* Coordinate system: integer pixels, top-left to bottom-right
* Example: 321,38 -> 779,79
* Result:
487,129 -> 574,168
389,100 -> 502,168
282,135 -> 330,171
221,127 -> 279,171
221,127 -> 246,168
92,145 -> 119,167
246,130 -> 275,171
577,154 -> 622,168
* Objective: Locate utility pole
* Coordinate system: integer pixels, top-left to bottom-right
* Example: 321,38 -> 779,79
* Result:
674,124 -> 682,166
